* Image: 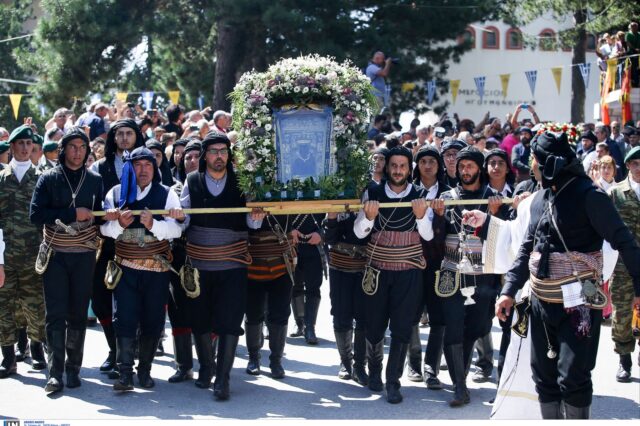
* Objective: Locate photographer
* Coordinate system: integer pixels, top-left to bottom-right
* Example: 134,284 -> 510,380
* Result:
366,51 -> 394,108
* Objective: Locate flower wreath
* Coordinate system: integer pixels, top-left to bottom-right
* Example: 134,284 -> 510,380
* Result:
230,55 -> 378,201
536,122 -> 580,144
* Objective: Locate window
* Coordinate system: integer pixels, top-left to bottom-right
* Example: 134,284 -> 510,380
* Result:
539,29 -> 556,51
458,27 -> 476,48
506,28 -> 523,50
482,26 -> 500,49
586,34 -> 596,51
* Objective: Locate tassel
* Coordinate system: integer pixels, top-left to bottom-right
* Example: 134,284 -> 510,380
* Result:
567,305 -> 592,338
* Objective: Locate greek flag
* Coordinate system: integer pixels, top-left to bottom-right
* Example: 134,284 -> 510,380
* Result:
384,84 -> 392,107
474,76 -> 486,103
426,79 -> 437,105
197,94 -> 205,110
578,63 -> 591,89
142,91 -> 154,110
525,70 -> 537,97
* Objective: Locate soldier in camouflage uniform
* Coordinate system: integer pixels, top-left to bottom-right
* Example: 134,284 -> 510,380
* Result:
608,146 -> 640,383
0,125 -> 47,379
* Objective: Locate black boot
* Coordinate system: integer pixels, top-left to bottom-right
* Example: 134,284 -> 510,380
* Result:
65,328 -> 86,388
213,335 -> 239,400
304,297 -> 320,345
616,353 -> 632,383
386,339 -> 408,404
168,333 -> 193,383
245,322 -> 263,375
290,296 -> 305,337
30,340 -> 47,370
99,323 -> 117,374
423,325 -> 444,390
137,335 -> 158,388
539,401 -> 564,419
44,329 -> 65,393
193,333 -> 214,388
367,338 -> 384,392
113,337 -> 135,392
15,328 -> 29,362
471,333 -> 493,383
352,328 -> 369,386
406,325 -> 423,382
334,329 -> 354,380
564,402 -> 590,419
268,323 -> 287,379
444,344 -> 470,407
211,335 -> 218,375
0,345 -> 17,379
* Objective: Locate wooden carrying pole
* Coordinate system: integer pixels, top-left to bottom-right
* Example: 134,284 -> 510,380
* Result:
91,198 -> 513,217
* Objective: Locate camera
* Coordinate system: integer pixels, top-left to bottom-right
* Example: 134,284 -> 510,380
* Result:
190,125 -> 199,131
390,57 -> 400,65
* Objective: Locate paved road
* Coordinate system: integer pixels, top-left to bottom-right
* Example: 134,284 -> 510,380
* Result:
0,281 -> 638,421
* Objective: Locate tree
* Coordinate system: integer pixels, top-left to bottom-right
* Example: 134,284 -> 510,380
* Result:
500,1 -> 640,123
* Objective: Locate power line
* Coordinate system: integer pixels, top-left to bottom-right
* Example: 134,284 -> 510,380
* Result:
0,33 -> 33,44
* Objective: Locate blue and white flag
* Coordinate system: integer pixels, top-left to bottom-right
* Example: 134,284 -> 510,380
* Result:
474,76 -> 486,103
141,91 -> 154,110
578,63 -> 591,89
197,94 -> 205,110
525,70 -> 537,97
426,79 -> 437,105
90,93 -> 102,104
39,104 -> 46,117
384,84 -> 392,107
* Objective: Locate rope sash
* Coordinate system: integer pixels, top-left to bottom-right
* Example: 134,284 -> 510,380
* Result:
186,240 -> 252,265
367,230 -> 426,271
43,225 -> 98,252
115,239 -> 172,272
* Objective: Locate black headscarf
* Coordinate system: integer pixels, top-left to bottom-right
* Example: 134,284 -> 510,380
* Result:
58,127 -> 90,165
169,138 -> 189,169
119,146 -> 161,208
146,138 -> 174,186
484,148 -> 515,187
531,131 -> 585,189
385,146 -> 413,165
455,146 -> 486,184
412,144 -> 445,184
105,119 -> 145,161
199,131 -> 232,173
441,138 -> 467,154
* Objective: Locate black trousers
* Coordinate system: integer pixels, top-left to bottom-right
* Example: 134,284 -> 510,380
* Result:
291,245 -> 323,300
329,268 -> 366,332
364,268 -> 423,344
530,295 -> 602,407
43,251 -> 95,332
423,264 -> 445,326
189,268 -> 247,336
167,244 -> 190,331
91,240 -> 114,325
441,274 -> 497,347
246,274 -> 293,326
113,266 -> 170,339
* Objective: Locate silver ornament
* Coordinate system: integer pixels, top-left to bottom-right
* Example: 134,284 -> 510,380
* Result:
547,348 -> 557,359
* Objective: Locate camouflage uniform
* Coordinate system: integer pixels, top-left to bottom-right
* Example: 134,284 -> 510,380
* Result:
608,177 -> 640,355
0,163 -> 46,346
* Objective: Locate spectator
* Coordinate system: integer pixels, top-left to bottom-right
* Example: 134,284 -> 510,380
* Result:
626,22 -> 640,86
90,137 -> 106,161
154,126 -> 166,141
623,126 -> 639,149
511,127 -> 532,183
612,31 -> 627,57
365,51 -> 392,108
415,125 -> 431,148
611,121 -> 625,153
597,34 -> 615,72
595,123 -> 625,180
499,125 -> 519,175
580,130 -> 598,172
77,102 -> 109,140
596,141 -> 610,159
0,127 -> 9,141
591,155 -> 617,192
85,151 -> 97,169
45,108 -> 70,132
432,126 -> 446,150
227,130 -> 238,145
509,103 -> 540,130
163,104 -> 185,135
161,132 -> 177,148
0,141 -> 9,166
211,110 -> 230,133
409,118 -> 420,138
373,133 -> 387,147
367,114 -> 387,139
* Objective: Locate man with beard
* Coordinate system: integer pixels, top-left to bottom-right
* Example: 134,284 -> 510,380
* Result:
0,126 -> 47,379
441,139 -> 467,188
433,146 -> 507,407
179,132 -> 263,400
101,147 -> 183,392
512,127 -> 533,183
406,145 -> 449,387
91,119 -> 144,378
30,127 -> 108,394
354,146 -> 437,404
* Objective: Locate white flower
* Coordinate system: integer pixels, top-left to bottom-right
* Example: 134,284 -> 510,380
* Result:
355,104 -> 361,111
302,87 -> 309,94
326,91 -> 332,95
294,86 -> 301,93
265,124 -> 272,131
256,120 -> 262,127
327,71 -> 338,80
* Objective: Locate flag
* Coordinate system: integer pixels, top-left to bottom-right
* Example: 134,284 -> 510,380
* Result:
525,70 -> 537,97
620,58 -> 632,125
401,82 -> 416,92
450,80 -> 461,104
168,90 -> 180,105
141,91 -> 154,110
197,94 -> 205,110
384,84 -> 391,107
474,76 -> 486,103
115,92 -> 128,103
90,93 -> 102,103
9,94 -> 22,120
499,74 -> 510,99
579,63 -> 591,89
551,67 -> 562,94
39,104 -> 46,117
601,59 -> 618,125
426,79 -> 436,105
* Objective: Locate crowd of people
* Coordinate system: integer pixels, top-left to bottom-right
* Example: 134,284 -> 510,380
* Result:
0,87 -> 639,420
597,21 -> 640,87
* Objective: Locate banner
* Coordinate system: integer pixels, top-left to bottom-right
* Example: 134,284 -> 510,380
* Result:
525,70 -> 537,97
168,90 -> 180,105
605,59 -> 617,92
474,76 -> 486,103
579,63 -> 591,89
551,67 -> 562,94
401,82 -> 416,93
39,104 -> 46,117
115,92 -> 128,103
499,74 -> 510,99
620,58 -> 632,125
9,94 -> 22,120
450,80 -> 461,105
141,91 -> 154,110
426,79 -> 436,105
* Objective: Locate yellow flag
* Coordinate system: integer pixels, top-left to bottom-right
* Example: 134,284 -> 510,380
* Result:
168,90 -> 180,105
551,67 -> 563,94
115,92 -> 128,102
450,80 -> 461,104
499,74 -> 510,99
401,83 -> 416,93
9,94 -> 22,120
606,59 -> 617,91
